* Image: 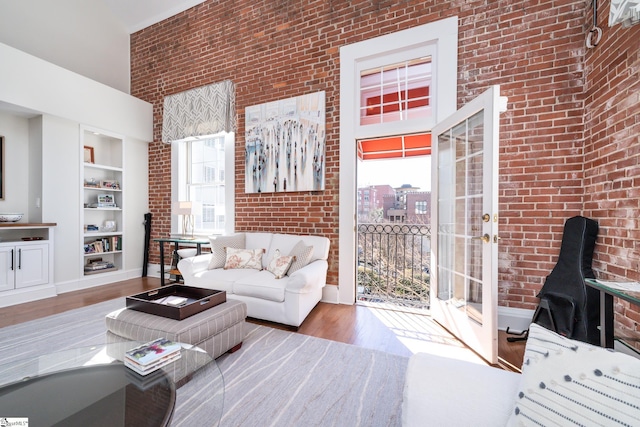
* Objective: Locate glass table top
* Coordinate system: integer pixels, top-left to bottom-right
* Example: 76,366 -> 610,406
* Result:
0,341 -> 224,426
585,278 -> 640,305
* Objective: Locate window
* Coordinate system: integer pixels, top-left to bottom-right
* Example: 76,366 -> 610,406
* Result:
360,58 -> 432,126
173,132 -> 235,236
415,201 -> 428,214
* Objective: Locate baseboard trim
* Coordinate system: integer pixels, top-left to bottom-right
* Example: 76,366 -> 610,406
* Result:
321,284 -> 340,304
0,284 -> 57,307
498,306 -> 533,333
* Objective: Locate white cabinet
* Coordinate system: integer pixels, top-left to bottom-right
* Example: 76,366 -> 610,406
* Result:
0,243 -> 49,291
0,224 -> 55,299
80,126 -> 125,276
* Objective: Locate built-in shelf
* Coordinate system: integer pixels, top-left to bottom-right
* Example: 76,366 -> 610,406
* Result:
81,126 -> 125,277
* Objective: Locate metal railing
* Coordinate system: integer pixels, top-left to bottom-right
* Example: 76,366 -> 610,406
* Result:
357,223 -> 431,310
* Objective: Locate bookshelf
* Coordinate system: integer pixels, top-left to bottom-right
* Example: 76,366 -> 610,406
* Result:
80,126 -> 125,276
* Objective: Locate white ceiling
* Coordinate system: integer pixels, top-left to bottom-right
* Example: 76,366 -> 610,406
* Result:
101,0 -> 207,34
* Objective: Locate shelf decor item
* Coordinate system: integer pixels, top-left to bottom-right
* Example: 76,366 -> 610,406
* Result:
83,145 -> 94,164
97,194 -> 116,208
0,213 -> 23,222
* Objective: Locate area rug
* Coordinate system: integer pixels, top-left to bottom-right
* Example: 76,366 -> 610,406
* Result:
0,299 -> 408,426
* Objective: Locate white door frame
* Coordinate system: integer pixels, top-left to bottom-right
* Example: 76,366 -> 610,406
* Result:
337,17 -> 459,304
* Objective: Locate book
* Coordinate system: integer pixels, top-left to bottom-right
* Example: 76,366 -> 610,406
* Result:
125,338 -> 181,367
125,351 -> 181,376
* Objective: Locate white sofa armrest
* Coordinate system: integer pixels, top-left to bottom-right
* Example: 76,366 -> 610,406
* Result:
403,353 -> 520,427
178,254 -> 213,278
286,259 -> 328,294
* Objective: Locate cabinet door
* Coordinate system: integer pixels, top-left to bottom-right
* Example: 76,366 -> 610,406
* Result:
0,246 -> 15,291
15,244 -> 49,289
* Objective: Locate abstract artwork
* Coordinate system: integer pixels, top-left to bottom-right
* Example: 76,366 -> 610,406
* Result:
245,91 -> 325,193
609,0 -> 640,27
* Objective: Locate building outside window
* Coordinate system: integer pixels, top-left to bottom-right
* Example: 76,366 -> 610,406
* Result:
176,133 -> 233,235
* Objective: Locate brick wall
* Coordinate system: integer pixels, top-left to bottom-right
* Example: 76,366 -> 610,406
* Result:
583,2 -> 640,343
131,0 -> 640,332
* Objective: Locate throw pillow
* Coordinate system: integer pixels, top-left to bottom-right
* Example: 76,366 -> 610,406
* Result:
287,240 -> 314,275
266,249 -> 295,279
207,234 -> 246,270
224,247 -> 264,270
506,323 -> 640,427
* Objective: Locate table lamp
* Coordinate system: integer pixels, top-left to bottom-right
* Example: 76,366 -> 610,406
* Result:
173,201 -> 195,239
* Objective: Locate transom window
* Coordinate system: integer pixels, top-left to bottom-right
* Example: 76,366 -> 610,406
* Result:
360,57 -> 432,126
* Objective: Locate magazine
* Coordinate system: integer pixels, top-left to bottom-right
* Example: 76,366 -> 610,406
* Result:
125,351 -> 181,376
125,338 -> 181,366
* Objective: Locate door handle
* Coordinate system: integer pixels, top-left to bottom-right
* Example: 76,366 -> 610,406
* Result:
10,249 -> 14,271
18,248 -> 22,269
472,234 -> 490,243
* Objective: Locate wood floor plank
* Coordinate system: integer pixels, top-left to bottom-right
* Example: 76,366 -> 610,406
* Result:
0,277 -> 524,371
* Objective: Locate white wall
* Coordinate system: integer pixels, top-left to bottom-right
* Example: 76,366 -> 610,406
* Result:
0,0 -> 130,93
0,41 -> 152,299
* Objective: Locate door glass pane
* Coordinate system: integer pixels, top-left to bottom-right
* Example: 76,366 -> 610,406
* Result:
466,112 -> 485,322
437,112 -> 486,324
437,129 -> 454,301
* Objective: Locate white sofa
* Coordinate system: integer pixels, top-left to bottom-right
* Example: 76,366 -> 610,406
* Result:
178,232 -> 330,327
402,323 -> 640,426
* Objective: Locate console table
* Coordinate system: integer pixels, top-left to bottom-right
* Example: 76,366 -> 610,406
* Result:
154,237 -> 209,285
585,278 -> 640,348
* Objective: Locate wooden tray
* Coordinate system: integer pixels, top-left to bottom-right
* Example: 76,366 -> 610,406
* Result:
126,285 -> 226,320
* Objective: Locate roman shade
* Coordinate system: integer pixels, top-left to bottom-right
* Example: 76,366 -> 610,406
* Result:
161,80 -> 236,143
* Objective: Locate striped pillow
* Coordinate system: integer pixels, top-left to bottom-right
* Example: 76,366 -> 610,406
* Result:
287,241 -> 314,275
207,234 -> 246,270
507,323 -> 640,426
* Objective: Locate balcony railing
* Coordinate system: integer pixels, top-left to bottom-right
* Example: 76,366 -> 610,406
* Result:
357,223 -> 431,310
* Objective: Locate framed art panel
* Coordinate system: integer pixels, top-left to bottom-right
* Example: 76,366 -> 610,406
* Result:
245,91 -> 326,193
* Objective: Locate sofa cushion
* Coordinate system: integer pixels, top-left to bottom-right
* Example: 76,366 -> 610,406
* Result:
224,247 -> 264,270
245,233 -> 274,268
191,268 -> 258,293
265,234 -> 330,266
288,240 -> 314,275
266,249 -> 294,279
233,270 -> 288,302
507,323 -> 640,427
208,233 -> 246,269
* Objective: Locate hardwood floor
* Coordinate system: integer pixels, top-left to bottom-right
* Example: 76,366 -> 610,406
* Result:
0,277 -> 525,371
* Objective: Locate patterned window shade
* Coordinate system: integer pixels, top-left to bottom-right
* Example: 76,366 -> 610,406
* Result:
161,80 -> 237,143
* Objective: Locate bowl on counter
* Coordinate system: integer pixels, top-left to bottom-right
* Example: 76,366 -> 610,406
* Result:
0,213 -> 24,222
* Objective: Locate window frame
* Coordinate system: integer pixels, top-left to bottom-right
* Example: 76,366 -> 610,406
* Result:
171,132 -> 235,237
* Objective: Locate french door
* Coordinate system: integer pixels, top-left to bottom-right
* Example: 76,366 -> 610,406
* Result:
430,86 -> 503,364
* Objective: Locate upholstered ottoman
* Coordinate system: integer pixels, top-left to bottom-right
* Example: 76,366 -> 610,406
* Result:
105,299 -> 247,359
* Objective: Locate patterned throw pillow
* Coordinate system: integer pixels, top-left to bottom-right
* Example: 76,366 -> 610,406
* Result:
266,249 -> 295,279
287,240 -> 314,275
207,234 -> 246,270
507,323 -> 640,427
223,247 -> 264,270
